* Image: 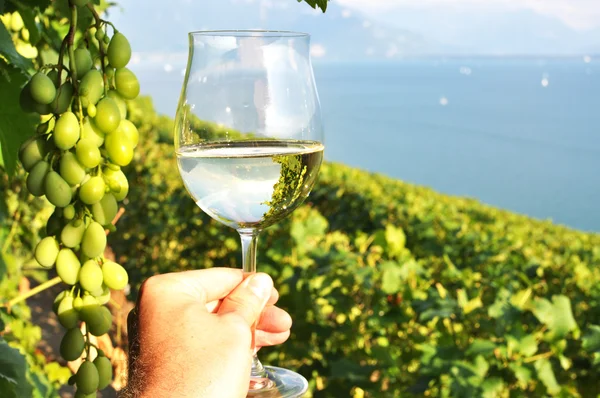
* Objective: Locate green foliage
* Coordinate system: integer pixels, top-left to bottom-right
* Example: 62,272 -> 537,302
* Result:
301,0 -> 328,12
0,339 -> 31,398
0,62 -> 37,175
0,171 -> 69,397
112,97 -> 600,397
0,18 -> 32,71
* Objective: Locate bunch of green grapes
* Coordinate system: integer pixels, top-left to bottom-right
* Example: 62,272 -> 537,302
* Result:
0,11 -> 39,58
17,1 -> 139,395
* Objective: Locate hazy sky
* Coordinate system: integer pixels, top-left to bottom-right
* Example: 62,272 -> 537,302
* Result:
110,0 -> 599,58
337,0 -> 600,30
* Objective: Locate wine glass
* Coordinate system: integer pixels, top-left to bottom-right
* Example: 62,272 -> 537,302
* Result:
174,31 -> 324,397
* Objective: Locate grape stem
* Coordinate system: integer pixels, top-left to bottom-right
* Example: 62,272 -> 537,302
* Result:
3,276 -> 62,308
67,4 -> 79,93
87,3 -> 109,96
85,328 -> 91,358
56,36 -> 69,87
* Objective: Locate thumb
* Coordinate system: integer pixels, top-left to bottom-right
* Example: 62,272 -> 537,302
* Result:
218,273 -> 273,327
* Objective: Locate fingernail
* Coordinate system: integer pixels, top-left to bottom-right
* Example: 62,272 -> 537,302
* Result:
247,273 -> 272,301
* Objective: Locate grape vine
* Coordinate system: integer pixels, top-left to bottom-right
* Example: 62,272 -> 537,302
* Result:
9,0 -> 137,395
0,0 -> 328,395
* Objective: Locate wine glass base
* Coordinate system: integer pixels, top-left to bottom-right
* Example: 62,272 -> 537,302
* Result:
247,366 -> 308,398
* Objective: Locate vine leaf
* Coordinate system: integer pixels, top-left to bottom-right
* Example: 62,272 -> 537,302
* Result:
15,7 -> 41,45
0,20 -> 32,73
15,0 -> 51,12
301,0 -> 328,12
0,62 -> 37,176
0,340 -> 32,398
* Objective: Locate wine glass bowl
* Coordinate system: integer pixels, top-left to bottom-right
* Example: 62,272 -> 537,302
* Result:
174,30 -> 324,397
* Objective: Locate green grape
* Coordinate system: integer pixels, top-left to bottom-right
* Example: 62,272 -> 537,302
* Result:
74,391 -> 96,398
95,286 -> 111,305
37,120 -> 50,135
86,103 -> 97,118
68,375 -> 76,386
105,132 -> 133,166
106,90 -> 127,119
115,68 -> 139,100
60,328 -> 85,361
54,112 -> 80,150
52,290 -> 69,314
102,261 -> 128,290
53,291 -> 68,314
20,27 -> 30,41
76,139 -> 101,168
63,204 -> 76,220
116,119 -> 139,148
93,356 -> 112,390
105,68 -> 115,84
60,219 -> 86,248
44,171 -> 73,208
87,305 -> 111,336
79,69 -> 104,107
60,152 -> 87,186
19,136 -> 45,171
89,286 -> 105,297
82,222 -> 107,258
79,296 -> 100,324
72,0 -> 90,6
11,12 -> 24,31
50,81 -> 74,114
46,69 -> 62,87
95,27 -> 104,42
82,117 -> 105,147
33,101 -> 52,115
102,167 -> 128,201
46,210 -> 63,236
91,194 -> 118,225
26,160 -> 50,196
94,97 -> 121,134
74,48 -> 93,79
107,32 -> 132,69
30,72 -> 56,105
34,236 -> 59,268
56,248 -> 81,285
79,294 -> 99,313
80,259 -> 103,292
79,176 -> 106,205
75,361 -> 99,394
73,296 -> 84,311
57,296 -> 80,328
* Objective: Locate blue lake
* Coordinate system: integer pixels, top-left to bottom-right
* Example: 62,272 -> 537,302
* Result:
132,58 -> 600,232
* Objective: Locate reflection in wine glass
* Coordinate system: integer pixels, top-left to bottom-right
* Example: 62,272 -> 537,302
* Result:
174,31 -> 324,397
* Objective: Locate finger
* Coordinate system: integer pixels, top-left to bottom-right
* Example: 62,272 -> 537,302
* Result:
205,286 -> 277,313
256,330 -> 291,348
148,268 -> 244,305
205,299 -> 222,313
267,287 -> 279,306
256,306 -> 292,334
218,273 -> 273,327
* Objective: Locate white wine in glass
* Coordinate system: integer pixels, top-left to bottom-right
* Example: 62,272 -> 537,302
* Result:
174,31 -> 324,397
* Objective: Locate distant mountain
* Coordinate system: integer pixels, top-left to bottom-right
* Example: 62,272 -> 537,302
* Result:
108,0 -> 433,62
345,5 -> 600,56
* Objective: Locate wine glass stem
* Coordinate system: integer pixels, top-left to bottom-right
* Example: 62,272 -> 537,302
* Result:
239,229 -> 269,382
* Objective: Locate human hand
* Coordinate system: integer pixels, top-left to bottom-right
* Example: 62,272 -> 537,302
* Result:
124,268 -> 292,398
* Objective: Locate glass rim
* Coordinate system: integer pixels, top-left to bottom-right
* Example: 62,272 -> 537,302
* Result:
188,29 -> 310,38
